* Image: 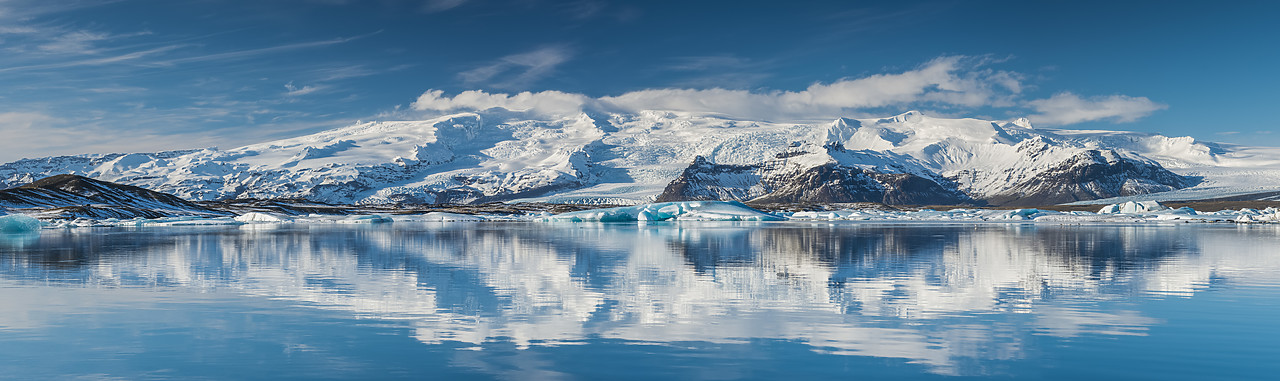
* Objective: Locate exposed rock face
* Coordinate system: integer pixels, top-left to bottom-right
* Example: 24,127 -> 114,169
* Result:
0,174 -> 228,218
752,164 -> 970,205
654,156 -> 764,202
656,155 -> 972,205
655,148 -> 1190,206
977,150 -> 1194,206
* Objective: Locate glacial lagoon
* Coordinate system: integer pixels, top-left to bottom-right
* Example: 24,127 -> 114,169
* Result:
1,222 -> 1278,379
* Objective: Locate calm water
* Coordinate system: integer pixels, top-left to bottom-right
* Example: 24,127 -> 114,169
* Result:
1,222 -> 1278,380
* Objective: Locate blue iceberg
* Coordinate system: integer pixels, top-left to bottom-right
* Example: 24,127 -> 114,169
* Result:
0,214 -> 42,233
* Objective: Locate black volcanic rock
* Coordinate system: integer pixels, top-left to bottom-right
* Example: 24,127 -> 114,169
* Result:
654,156 -> 763,202
655,147 -> 1192,207
656,156 -> 972,205
751,164 -> 971,205
0,174 -> 229,218
978,150 -> 1195,206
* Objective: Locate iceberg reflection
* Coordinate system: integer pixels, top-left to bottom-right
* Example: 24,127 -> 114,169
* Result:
2,223 -> 1279,375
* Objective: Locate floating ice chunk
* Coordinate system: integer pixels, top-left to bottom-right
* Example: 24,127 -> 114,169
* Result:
0,214 -> 42,233
339,214 -> 394,224
234,212 -> 288,223
790,210 -> 863,220
1097,201 -> 1170,214
1158,207 -> 1198,216
145,217 -> 243,226
543,201 -> 783,222
992,208 -> 1061,220
414,212 -> 484,222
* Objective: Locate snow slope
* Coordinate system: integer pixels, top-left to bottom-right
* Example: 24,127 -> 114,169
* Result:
0,109 -> 1276,205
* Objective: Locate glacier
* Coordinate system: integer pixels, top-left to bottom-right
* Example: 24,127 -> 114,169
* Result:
3,109 -> 1278,206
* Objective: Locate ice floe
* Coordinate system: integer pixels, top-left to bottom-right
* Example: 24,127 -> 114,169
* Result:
541,201 -> 785,222
234,212 -> 289,223
1097,201 -> 1170,214
408,212 -> 486,222
337,214 -> 394,224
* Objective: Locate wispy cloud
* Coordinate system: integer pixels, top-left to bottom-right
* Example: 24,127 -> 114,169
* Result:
1026,92 -> 1166,125
284,82 -> 326,97
459,46 -> 573,90
0,44 -> 186,73
420,0 -> 469,13
157,32 -> 378,66
34,30 -> 152,55
663,55 -> 755,72
658,54 -> 775,88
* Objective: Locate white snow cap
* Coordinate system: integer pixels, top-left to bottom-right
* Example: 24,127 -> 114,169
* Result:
1007,117 -> 1034,129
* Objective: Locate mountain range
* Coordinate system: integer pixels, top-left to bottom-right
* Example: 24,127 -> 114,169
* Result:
2,109 -> 1278,207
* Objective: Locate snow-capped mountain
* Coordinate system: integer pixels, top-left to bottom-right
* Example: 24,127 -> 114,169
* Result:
1,110 -> 1276,206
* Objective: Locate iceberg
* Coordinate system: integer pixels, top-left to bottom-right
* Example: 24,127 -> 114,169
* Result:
0,214 -> 41,233
234,212 -> 289,223
1097,201 -> 1170,214
414,212 -> 485,222
543,201 -> 784,222
996,208 -> 1058,220
338,214 -> 394,224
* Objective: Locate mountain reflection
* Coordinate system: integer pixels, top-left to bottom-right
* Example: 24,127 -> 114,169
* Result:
2,222 -> 1280,375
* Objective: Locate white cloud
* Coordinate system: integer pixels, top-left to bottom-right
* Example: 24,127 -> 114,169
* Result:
423,56 -> 1031,121
459,46 -> 573,90
412,89 -> 593,116
415,56 -> 1164,125
1026,92 -> 1166,125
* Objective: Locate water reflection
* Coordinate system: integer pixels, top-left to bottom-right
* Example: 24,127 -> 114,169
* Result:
2,223 -> 1280,377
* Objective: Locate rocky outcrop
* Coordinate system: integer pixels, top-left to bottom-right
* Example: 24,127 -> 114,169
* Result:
656,149 -> 1191,206
655,156 -> 972,205
654,156 -> 765,202
0,174 -> 229,218
978,150 -> 1194,206
751,164 -> 971,205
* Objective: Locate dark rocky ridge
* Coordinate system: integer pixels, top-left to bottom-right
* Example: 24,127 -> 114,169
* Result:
656,149 -> 1194,206
977,150 -> 1195,206
751,164 -> 971,205
656,156 -> 973,205
654,156 -> 764,202
0,174 -> 229,219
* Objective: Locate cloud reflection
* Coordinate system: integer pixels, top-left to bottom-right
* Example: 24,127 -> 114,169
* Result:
2,223 -> 1279,375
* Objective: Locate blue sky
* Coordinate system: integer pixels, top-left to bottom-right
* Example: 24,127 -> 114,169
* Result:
0,0 -> 1276,162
